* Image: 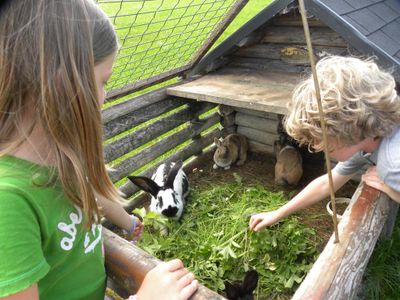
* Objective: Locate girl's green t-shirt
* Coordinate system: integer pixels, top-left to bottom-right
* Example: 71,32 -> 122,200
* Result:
0,155 -> 106,299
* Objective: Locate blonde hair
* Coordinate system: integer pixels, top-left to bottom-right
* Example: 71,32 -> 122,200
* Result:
284,56 -> 400,151
0,0 -> 121,226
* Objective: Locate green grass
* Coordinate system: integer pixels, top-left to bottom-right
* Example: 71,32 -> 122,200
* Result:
361,218 -> 400,299
133,176 -> 319,299
98,0 -> 272,94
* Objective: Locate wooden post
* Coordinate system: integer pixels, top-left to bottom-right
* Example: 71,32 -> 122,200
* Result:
103,228 -> 226,300
188,102 -> 211,157
219,105 -> 236,135
292,184 -> 391,299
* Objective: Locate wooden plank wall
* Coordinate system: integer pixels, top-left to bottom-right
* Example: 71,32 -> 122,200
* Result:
228,12 -> 361,73
102,85 -> 219,204
218,105 -> 280,154
214,11 -> 363,155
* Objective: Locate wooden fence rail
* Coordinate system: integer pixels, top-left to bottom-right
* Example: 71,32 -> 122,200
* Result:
104,228 -> 226,300
293,184 -> 391,299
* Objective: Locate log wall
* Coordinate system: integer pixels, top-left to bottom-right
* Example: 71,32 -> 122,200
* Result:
211,12 -> 362,155
218,105 -> 280,155
227,12 -> 361,73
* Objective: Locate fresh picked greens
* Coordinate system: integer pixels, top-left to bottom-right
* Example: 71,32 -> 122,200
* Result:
133,174 -> 319,298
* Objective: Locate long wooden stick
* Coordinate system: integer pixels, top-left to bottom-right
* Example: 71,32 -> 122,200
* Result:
298,0 -> 339,243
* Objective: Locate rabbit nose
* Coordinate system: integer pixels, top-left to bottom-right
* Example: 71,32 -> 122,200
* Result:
162,206 -> 178,217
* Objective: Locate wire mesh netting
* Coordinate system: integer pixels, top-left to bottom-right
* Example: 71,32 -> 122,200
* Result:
96,0 -> 245,98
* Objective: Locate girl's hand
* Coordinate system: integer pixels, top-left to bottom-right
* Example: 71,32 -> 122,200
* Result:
248,210 -> 282,232
362,166 -> 400,203
124,215 -> 144,243
136,259 -> 198,300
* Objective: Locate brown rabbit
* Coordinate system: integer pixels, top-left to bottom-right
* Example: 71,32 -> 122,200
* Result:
213,133 -> 248,170
274,143 -> 303,186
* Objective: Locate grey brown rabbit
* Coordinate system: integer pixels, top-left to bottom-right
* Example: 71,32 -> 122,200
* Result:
213,133 -> 248,170
274,142 -> 303,186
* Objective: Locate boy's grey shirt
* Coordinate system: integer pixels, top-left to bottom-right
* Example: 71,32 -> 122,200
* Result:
334,127 -> 400,192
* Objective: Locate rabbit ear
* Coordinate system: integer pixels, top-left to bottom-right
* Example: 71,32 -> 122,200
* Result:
274,140 -> 282,157
165,161 -> 183,189
224,281 -> 240,300
127,176 -> 160,198
214,137 -> 222,147
242,270 -> 259,294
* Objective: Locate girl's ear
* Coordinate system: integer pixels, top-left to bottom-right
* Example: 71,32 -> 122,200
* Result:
127,176 -> 160,198
242,270 -> 259,294
224,281 -> 240,300
165,161 -> 183,189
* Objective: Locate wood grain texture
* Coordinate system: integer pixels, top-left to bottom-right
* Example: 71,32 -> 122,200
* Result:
109,113 -> 220,183
119,128 -> 220,198
104,102 -> 215,163
167,67 -> 300,114
293,184 -> 390,300
262,26 -> 347,47
235,111 -> 280,134
104,228 -> 226,299
237,125 -> 278,146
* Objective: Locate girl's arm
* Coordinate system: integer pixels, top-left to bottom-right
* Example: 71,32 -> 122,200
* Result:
249,169 -> 354,231
1,284 -> 39,300
95,192 -> 143,240
95,192 -> 132,230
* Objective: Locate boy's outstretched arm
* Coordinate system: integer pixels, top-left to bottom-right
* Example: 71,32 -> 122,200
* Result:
249,169 -> 354,232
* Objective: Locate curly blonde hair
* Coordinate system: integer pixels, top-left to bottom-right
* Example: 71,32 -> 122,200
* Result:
284,56 -> 400,151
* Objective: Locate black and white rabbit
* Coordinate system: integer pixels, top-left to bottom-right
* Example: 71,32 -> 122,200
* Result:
224,270 -> 259,300
127,161 -> 189,220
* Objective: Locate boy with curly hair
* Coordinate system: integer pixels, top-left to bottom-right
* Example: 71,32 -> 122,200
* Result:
249,56 -> 400,231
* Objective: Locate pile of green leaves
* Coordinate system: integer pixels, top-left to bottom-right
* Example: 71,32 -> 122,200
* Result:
133,175 -> 319,298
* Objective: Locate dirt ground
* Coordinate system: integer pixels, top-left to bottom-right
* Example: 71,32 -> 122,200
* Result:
187,149 -> 359,251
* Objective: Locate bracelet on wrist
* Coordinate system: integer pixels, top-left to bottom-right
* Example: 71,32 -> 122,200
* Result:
128,215 -> 137,234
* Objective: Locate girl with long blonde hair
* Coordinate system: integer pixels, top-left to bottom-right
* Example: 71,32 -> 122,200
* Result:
0,1 -> 197,299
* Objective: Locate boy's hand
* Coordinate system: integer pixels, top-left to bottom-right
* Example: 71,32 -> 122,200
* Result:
248,210 -> 282,232
136,259 -> 198,300
362,166 -> 400,202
